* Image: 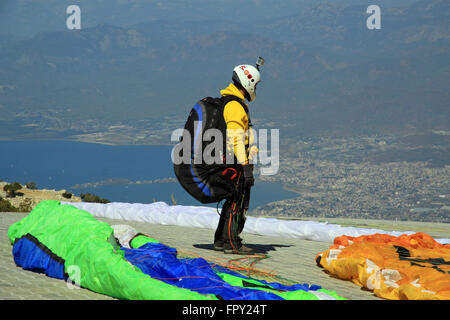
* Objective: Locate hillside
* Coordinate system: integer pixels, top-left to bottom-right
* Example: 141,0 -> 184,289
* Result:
0,0 -> 448,142
0,0 -> 421,38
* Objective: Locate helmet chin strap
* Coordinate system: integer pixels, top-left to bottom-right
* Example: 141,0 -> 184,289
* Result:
233,79 -> 251,102
241,88 -> 251,102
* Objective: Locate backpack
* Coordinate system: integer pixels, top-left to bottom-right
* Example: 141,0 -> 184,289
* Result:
176,95 -> 249,165
173,95 -> 249,203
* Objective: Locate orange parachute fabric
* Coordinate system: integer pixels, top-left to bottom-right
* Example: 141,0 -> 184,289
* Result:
315,232 -> 450,300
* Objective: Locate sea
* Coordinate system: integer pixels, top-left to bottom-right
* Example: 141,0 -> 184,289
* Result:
0,140 -> 298,210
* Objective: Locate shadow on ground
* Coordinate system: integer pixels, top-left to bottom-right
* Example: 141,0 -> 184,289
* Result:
193,243 -> 292,254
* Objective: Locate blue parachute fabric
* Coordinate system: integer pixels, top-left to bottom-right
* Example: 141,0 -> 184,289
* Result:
12,235 -> 66,280
122,242 -> 320,300
122,243 -> 283,300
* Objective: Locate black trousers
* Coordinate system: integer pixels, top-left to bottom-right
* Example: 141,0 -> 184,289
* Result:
213,174 -> 248,249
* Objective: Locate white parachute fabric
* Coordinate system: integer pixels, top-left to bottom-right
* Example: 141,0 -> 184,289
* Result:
63,201 -> 450,244
111,224 -> 139,248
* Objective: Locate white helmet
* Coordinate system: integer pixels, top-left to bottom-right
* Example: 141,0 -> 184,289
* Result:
232,64 -> 261,102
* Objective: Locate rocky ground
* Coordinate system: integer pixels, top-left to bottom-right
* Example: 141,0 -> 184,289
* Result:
0,181 -> 81,212
0,212 -> 382,300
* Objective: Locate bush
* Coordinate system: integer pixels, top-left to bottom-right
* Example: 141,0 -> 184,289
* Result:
62,191 -> 73,199
170,193 -> 177,205
25,182 -> 37,190
18,198 -> 33,212
0,196 -> 19,212
80,193 -> 110,204
3,182 -> 23,197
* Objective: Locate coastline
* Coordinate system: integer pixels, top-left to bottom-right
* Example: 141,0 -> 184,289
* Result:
260,187 -> 450,239
0,137 -> 173,147
70,177 -> 177,189
282,185 -> 302,196
2,139 -> 448,228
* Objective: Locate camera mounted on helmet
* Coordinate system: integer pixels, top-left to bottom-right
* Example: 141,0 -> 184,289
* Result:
255,56 -> 264,71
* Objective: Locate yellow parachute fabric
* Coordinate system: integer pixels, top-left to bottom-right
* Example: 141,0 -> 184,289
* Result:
315,233 -> 450,300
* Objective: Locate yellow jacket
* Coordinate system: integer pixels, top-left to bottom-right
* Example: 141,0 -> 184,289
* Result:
220,83 -> 257,164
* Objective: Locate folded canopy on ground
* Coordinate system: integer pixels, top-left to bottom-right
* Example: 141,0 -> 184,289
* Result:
316,233 -> 450,300
63,201 -> 450,244
8,200 -> 344,300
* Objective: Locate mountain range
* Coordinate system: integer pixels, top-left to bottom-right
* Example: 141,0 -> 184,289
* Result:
0,0 -> 448,140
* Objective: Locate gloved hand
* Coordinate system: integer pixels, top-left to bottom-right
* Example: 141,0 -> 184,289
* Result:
242,164 -> 254,189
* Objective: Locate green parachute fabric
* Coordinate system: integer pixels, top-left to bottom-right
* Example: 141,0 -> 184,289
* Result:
8,200 -> 345,300
8,200 -> 214,300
